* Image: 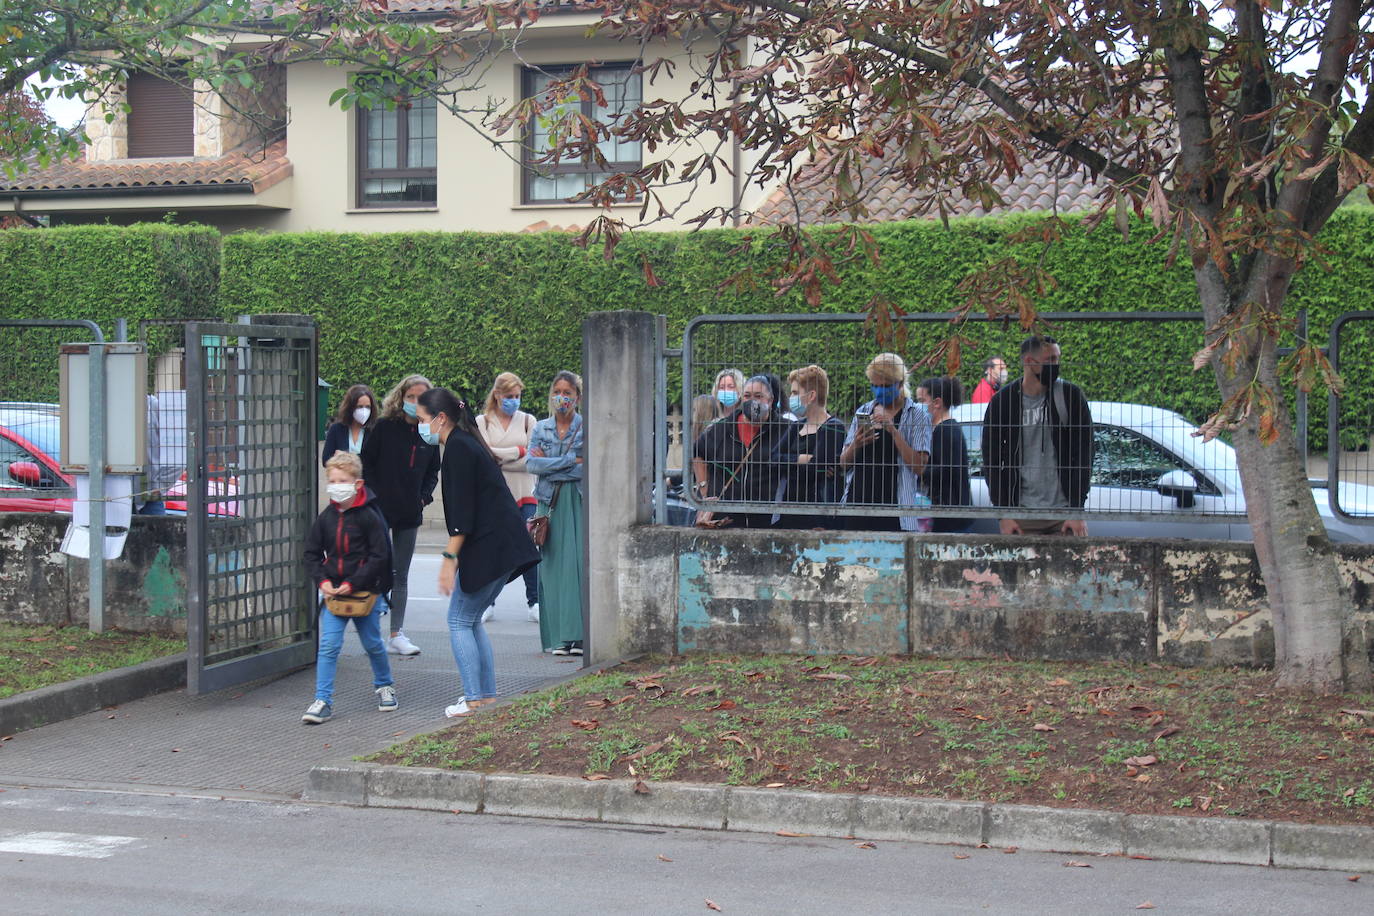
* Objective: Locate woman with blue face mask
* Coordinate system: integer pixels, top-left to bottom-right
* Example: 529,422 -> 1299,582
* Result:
775,365 -> 847,529
838,353 -> 933,532
360,374 -> 442,656
526,371 -> 587,656
417,388 -> 539,717
691,373 -> 787,530
476,372 -> 540,624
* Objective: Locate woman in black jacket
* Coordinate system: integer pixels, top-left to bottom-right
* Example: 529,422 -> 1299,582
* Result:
360,374 -> 441,656
916,375 -> 973,533
417,387 -> 539,718
690,373 -> 787,529
321,384 -> 377,465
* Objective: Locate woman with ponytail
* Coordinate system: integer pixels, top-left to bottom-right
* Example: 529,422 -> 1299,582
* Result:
416,387 -> 539,717
526,371 -> 587,656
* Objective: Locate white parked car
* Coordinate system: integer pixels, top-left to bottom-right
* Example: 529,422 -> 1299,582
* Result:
950,401 -> 1374,543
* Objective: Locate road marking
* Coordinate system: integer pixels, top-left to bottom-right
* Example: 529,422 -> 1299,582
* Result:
0,831 -> 139,859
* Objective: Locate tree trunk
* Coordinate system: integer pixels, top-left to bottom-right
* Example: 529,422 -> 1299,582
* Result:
1194,271 -> 1370,691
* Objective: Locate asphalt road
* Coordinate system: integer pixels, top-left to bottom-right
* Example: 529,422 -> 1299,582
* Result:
0,785 -> 1366,915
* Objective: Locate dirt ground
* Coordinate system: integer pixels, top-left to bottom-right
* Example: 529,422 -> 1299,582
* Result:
372,654 -> 1374,827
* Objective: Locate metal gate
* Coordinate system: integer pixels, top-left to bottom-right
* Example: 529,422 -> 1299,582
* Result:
184,319 -> 318,694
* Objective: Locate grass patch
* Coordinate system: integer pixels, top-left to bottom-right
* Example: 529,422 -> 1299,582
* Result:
0,623 -> 182,700
369,654 -> 1374,827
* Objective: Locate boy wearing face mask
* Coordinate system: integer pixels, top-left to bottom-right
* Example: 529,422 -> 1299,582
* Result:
301,452 -> 397,724
981,335 -> 1094,536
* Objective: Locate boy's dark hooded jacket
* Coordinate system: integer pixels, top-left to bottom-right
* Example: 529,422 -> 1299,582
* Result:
304,487 -> 393,593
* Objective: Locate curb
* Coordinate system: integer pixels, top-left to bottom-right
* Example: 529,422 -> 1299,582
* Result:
0,653 -> 186,736
302,765 -> 1374,873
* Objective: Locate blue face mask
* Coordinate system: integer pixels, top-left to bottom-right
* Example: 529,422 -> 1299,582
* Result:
500,396 -> 521,415
871,384 -> 900,407
402,400 -> 418,418
788,394 -> 804,415
417,422 -> 439,446
717,389 -> 738,408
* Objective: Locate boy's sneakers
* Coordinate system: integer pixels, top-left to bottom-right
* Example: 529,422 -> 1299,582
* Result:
301,700 -> 332,724
445,697 -> 471,718
388,632 -> 421,656
376,685 -> 398,712
527,602 -> 540,622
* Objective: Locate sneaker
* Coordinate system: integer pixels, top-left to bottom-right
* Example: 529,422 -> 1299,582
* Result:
301,700 -> 332,724
388,632 -> 421,656
551,644 -> 570,656
481,608 -> 494,624
569,642 -> 584,656
526,602 -> 540,622
445,698 -> 471,718
376,685 -> 398,712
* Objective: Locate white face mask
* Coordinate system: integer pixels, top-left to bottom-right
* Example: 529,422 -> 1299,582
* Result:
327,482 -> 357,505
353,407 -> 371,425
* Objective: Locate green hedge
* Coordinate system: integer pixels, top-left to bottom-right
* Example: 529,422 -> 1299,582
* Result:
221,213 -> 1374,448
0,224 -> 223,401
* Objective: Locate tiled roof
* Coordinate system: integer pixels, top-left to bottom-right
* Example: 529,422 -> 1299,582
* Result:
749,149 -> 1110,227
0,138 -> 292,196
248,0 -> 598,15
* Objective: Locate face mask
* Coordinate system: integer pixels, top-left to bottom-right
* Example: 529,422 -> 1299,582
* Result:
871,383 -> 900,407
554,394 -> 575,413
352,407 -> 371,425
418,422 -> 439,446
788,394 -> 804,415
500,397 -> 521,415
996,369 -> 1008,386
327,482 -> 356,505
741,399 -> 770,423
717,390 -> 738,408
402,400 -> 418,418
1037,363 -> 1061,388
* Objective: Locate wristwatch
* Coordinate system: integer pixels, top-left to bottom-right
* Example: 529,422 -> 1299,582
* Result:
441,551 -> 458,560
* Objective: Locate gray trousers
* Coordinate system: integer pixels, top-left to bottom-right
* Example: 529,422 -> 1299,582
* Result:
388,525 -> 419,633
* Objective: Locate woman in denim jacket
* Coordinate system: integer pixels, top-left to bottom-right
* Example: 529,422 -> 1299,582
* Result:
526,371 -> 586,656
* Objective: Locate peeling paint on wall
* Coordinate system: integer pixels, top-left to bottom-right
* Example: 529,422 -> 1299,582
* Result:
143,547 -> 186,618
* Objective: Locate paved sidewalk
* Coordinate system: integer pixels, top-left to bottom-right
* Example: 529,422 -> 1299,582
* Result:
0,554 -> 572,796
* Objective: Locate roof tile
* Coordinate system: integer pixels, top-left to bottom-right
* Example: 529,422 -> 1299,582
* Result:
0,138 -> 292,195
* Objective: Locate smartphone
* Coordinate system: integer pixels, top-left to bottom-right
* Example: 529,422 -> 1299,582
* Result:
856,407 -> 874,432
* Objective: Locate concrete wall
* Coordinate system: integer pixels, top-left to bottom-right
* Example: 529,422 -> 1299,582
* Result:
610,528 -> 1374,668
0,514 -> 187,635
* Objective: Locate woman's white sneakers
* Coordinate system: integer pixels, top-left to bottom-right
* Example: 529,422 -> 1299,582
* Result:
445,698 -> 471,718
527,602 -> 540,622
388,632 -> 421,655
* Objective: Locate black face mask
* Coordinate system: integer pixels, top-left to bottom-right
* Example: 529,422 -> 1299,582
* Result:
741,399 -> 770,423
1037,363 -> 1060,388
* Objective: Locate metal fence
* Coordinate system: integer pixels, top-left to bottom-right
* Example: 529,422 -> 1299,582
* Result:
1328,312 -> 1374,522
674,311 -> 1344,541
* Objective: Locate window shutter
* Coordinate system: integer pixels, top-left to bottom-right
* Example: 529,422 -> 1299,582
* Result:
127,73 -> 194,158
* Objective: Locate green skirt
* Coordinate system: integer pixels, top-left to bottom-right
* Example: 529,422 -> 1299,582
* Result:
537,484 -> 585,649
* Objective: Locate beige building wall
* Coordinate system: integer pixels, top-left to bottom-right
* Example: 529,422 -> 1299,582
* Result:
277,34 -> 750,233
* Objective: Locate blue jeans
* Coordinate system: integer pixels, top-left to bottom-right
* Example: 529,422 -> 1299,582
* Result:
447,573 -> 506,700
315,593 -> 394,704
519,503 -> 539,605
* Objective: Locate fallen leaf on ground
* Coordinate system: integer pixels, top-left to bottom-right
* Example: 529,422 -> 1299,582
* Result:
1152,726 -> 1181,741
170,748 -> 181,753
582,774 -> 611,781
1339,708 -> 1374,720
812,673 -> 852,681
625,741 -> 667,761
1124,755 -> 1158,767
1136,903 -> 1155,910
854,841 -> 876,849
1063,860 -> 1092,868
682,684 -> 721,697
1032,723 -> 1056,732
764,782 -> 786,788
1347,875 -> 1360,882
657,854 -> 672,862
1198,796 -> 1213,811
953,853 -> 970,859
705,901 -> 722,912
775,830 -> 811,837
1003,846 -> 1018,854
709,699 -> 737,711
1048,677 -> 1071,686
571,719 -> 600,730
850,656 -> 880,667
719,734 -> 748,746
633,778 -> 650,795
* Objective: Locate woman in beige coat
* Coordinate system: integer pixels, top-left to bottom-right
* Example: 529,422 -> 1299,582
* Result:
476,372 -> 540,622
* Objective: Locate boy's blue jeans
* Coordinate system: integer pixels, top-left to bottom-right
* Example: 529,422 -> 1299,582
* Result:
315,593 -> 394,704
447,574 -> 505,700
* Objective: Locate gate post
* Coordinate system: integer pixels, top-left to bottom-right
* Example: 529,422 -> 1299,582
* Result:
583,311 -> 657,663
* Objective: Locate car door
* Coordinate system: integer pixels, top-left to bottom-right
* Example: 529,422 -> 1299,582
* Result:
1084,424 -> 1235,541
0,427 -> 74,513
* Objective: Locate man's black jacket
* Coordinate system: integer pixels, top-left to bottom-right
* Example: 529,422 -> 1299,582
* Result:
981,378 -> 1094,509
